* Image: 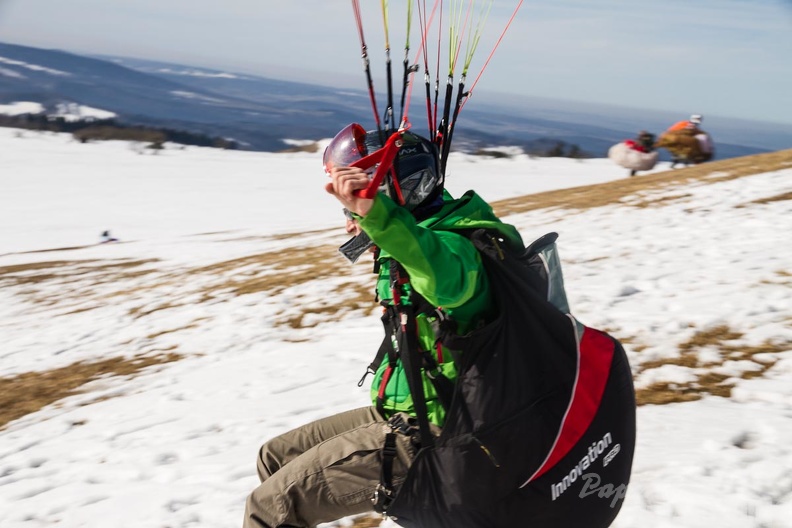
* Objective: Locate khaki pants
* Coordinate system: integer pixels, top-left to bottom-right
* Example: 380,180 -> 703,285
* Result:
243,407 -> 418,528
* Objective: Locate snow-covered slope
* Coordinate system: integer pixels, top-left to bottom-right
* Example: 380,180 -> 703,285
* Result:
1,128 -> 790,528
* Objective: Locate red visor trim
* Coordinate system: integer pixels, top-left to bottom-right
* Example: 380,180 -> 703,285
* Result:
350,132 -> 403,199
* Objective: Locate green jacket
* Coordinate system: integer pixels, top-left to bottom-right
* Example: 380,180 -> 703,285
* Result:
358,190 -> 523,426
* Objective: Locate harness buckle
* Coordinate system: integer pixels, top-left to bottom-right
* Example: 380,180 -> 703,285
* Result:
388,413 -> 422,447
372,484 -> 395,512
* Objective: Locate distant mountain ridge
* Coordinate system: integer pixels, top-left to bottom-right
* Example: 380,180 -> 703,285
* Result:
2,41 -> 791,158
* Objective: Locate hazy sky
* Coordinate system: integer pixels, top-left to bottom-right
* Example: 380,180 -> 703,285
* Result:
1,0 -> 791,125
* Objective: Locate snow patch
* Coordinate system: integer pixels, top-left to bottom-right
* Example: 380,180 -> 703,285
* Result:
169,90 -> 225,103
52,103 -> 116,122
0,66 -> 26,79
0,55 -> 71,76
156,67 -> 242,79
0,101 -> 44,116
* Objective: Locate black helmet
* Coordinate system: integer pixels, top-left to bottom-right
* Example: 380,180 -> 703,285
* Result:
324,124 -> 444,213
364,129 -> 443,212
325,125 -> 446,263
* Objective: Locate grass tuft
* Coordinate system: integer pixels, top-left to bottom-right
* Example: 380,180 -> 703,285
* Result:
0,352 -> 183,430
634,324 -> 789,405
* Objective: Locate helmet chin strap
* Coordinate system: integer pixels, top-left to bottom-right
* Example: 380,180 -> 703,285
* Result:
388,166 -> 407,206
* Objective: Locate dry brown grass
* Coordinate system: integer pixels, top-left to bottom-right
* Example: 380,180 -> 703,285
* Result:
185,243 -> 378,328
635,324 -> 789,405
145,319 -> 208,339
128,300 -> 185,319
7,244 -> 97,255
490,148 -> 792,216
0,351 -> 183,430
191,244 -> 341,295
0,260 -> 96,284
277,281 -> 376,329
1,259 -> 163,316
212,227 -> 336,244
745,190 -> 792,205
0,259 -> 159,287
347,515 -> 385,528
277,143 -> 321,154
677,325 -> 745,353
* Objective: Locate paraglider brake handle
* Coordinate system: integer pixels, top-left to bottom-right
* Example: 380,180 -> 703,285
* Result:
351,132 -> 403,199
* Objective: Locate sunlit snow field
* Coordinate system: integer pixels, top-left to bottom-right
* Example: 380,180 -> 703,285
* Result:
1,128 -> 791,527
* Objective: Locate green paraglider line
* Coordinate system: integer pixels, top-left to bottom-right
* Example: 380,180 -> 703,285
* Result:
349,0 -> 525,172
442,2 -> 493,175
459,0 -> 524,114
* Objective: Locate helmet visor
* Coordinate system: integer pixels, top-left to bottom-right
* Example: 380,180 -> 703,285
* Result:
323,123 -> 368,173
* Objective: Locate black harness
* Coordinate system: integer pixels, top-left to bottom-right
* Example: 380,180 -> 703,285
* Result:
367,259 -> 457,512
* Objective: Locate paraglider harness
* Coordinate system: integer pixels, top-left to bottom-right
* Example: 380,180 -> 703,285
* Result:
364,258 -> 457,512
363,228 -> 637,528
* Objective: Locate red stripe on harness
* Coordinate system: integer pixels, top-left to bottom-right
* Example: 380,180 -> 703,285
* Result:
526,327 -> 614,483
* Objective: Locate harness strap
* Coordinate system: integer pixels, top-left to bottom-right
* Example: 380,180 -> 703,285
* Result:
358,334 -> 389,388
364,259 -> 458,413
421,356 -> 455,411
359,306 -> 400,386
372,259 -> 454,510
407,285 -> 456,412
391,262 -> 436,451
378,307 -> 402,415
372,431 -> 398,513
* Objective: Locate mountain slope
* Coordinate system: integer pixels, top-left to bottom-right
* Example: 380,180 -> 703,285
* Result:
0,42 -> 359,149
4,42 -> 791,156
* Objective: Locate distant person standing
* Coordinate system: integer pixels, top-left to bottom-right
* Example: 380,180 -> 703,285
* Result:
100,230 -> 119,244
657,114 -> 714,168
